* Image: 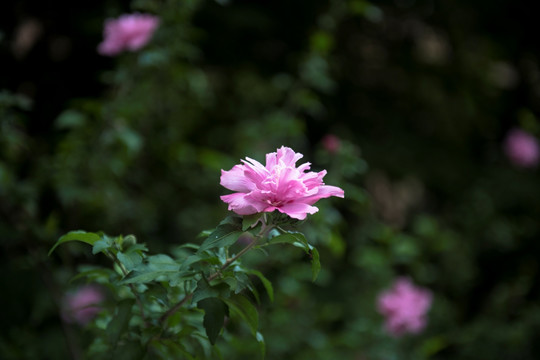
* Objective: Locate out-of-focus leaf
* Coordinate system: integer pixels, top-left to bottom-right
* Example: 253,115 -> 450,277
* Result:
106,299 -> 134,348
48,231 -> 101,256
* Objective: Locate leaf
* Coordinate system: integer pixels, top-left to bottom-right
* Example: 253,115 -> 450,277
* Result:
70,267 -> 116,283
310,246 -> 321,282
247,270 -> 274,302
117,251 -> 143,272
242,214 -> 262,231
198,225 -> 243,253
92,236 -> 114,255
106,299 -> 134,348
223,294 -> 258,336
119,255 -> 181,284
268,231 -> 321,281
267,231 -> 308,249
48,231 -> 101,256
197,298 -> 229,345
192,277 -> 231,304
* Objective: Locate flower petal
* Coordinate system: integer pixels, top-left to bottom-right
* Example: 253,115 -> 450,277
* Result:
276,146 -> 303,167
220,165 -> 255,192
276,202 -> 319,220
303,185 -> 345,205
220,193 -> 261,215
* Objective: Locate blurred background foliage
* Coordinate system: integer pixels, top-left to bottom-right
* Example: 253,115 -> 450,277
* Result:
2,0 -> 540,358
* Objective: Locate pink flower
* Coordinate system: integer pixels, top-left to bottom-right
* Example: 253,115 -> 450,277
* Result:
377,277 -> 432,337
321,134 -> 341,154
98,13 -> 160,56
220,146 -> 345,220
62,285 -> 104,325
503,128 -> 540,168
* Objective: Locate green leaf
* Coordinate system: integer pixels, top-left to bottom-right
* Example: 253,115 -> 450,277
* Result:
223,294 -> 258,336
120,255 -> 181,284
197,298 -> 229,345
198,224 -> 243,253
48,231 -> 101,256
117,251 -> 143,272
92,236 -> 114,255
267,231 -> 309,249
192,277 -> 231,304
106,299 -> 134,348
310,246 -> 321,282
268,231 -> 320,281
70,267 -> 116,283
247,270 -> 274,302
242,214 -> 262,231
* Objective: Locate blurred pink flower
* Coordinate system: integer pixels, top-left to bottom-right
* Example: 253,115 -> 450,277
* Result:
62,285 -> 104,325
220,146 -> 344,220
503,128 -> 540,168
98,13 -> 159,56
377,277 -> 432,337
321,134 -> 341,154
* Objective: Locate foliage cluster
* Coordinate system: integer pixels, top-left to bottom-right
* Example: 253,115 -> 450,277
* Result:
2,0 -> 540,359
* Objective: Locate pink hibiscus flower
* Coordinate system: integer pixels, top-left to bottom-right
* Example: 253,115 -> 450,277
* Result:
98,13 -> 160,56
321,134 -> 341,154
377,277 -> 432,337
503,128 -> 540,168
62,285 -> 105,325
220,146 -> 344,220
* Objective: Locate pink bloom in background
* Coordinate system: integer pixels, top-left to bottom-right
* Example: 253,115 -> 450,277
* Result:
220,146 -> 345,220
503,128 -> 540,168
321,134 -> 341,154
98,13 -> 160,56
377,277 -> 432,337
62,285 -> 104,325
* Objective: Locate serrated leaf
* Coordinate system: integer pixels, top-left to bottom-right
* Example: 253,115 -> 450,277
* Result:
247,270 -> 274,302
223,294 -> 258,336
197,298 -> 229,345
48,231 -> 101,256
106,299 -> 134,348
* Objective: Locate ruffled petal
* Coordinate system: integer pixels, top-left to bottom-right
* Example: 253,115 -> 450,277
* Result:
220,165 -> 255,192
276,146 -> 303,167
276,202 -> 319,220
303,185 -> 345,205
220,193 -> 261,215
